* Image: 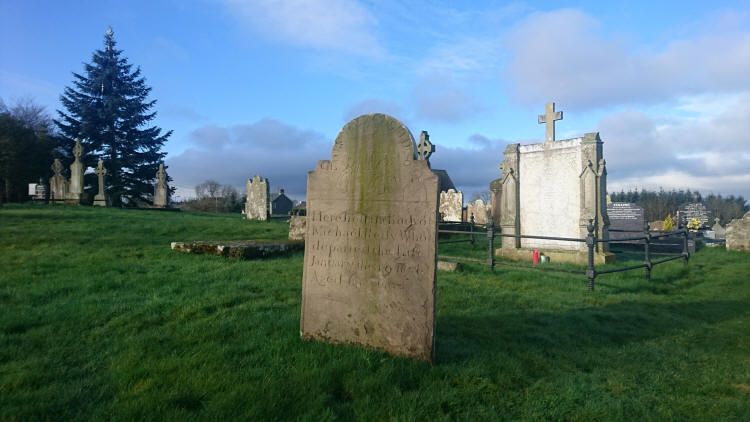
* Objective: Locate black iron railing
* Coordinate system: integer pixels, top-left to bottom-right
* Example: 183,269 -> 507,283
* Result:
438,215 -> 691,292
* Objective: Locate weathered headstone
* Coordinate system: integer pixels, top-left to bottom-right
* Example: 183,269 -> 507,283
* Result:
300,113 -> 439,362
288,215 -> 306,241
498,103 -> 612,264
49,158 -> 68,203
726,211 -> 750,252
439,189 -> 463,222
153,163 -> 168,208
606,202 -> 645,241
467,198 -> 491,225
489,178 -> 502,224
678,203 -> 711,229
712,218 -> 726,239
244,175 -> 269,221
66,139 -> 85,204
93,160 -> 107,207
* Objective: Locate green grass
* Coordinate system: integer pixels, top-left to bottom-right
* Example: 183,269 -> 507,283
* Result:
1,204 -> 749,421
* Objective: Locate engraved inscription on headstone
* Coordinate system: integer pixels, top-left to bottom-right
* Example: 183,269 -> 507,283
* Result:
606,202 -> 645,241
300,113 -> 439,362
678,203 -> 711,229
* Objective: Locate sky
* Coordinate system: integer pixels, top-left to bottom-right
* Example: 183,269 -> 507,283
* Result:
2,0 -> 749,203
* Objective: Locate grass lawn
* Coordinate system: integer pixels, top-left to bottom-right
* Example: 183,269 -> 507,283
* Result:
1,204 -> 749,421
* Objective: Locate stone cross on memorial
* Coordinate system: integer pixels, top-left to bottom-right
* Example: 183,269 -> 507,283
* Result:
416,130 -> 434,163
68,138 -> 84,199
93,159 -> 107,207
538,102 -> 563,142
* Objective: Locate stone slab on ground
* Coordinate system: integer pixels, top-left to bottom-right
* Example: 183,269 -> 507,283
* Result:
171,240 -> 303,259
437,261 -> 462,272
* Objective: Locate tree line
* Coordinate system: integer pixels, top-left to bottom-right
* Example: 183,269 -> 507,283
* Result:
610,188 -> 749,225
177,180 -> 244,213
0,27 -> 170,206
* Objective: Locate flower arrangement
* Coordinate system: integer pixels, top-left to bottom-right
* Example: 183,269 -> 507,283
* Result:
663,213 -> 675,231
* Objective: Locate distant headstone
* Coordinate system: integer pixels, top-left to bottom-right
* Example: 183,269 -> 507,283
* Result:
712,218 -> 726,239
467,199 -> 491,225
606,202 -> 645,241
726,211 -> 750,252
32,179 -> 47,203
489,178 -> 502,224
66,139 -> 85,204
288,215 -> 306,241
245,175 -> 269,221
49,158 -> 68,203
300,113 -> 439,362
153,163 -> 168,208
678,203 -> 711,229
439,189 -> 463,222
93,160 -> 107,207
498,103 -> 612,265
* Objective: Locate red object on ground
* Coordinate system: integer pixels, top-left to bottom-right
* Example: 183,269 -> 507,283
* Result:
532,249 -> 540,264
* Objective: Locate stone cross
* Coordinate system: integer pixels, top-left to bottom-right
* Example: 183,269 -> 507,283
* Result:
538,102 -> 563,142
94,160 -> 108,206
73,138 -> 83,159
417,130 -> 435,163
95,160 -> 107,196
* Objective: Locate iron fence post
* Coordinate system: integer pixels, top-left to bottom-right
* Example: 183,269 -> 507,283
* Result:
644,221 -> 652,281
487,216 -> 495,270
469,213 -> 475,245
586,219 -> 597,291
682,228 -> 690,265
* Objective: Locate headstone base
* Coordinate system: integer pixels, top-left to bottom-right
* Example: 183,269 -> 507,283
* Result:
496,247 -> 614,265
64,193 -> 88,205
93,195 -> 106,207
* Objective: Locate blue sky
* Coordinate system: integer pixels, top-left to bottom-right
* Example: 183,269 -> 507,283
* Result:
2,0 -> 749,202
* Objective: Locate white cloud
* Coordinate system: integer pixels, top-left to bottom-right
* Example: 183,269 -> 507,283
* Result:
411,73 -> 484,122
504,9 -> 750,109
600,93 -> 750,200
221,0 -> 384,57
167,118 -> 329,200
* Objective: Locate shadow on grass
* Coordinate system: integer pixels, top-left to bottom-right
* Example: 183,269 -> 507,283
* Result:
436,299 -> 746,365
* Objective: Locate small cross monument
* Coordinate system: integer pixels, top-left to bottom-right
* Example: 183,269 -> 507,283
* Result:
538,102 -> 563,142
93,160 -> 107,207
417,130 -> 435,164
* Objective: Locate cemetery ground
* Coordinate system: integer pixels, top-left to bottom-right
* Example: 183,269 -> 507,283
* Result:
1,205 -> 749,421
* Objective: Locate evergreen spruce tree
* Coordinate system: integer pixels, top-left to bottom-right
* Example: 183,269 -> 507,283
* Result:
55,27 -> 172,207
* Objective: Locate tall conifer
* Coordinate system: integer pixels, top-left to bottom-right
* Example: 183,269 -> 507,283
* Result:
55,27 -> 171,206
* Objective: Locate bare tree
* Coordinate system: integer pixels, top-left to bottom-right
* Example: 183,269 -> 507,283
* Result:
469,189 -> 492,203
195,180 -> 221,199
